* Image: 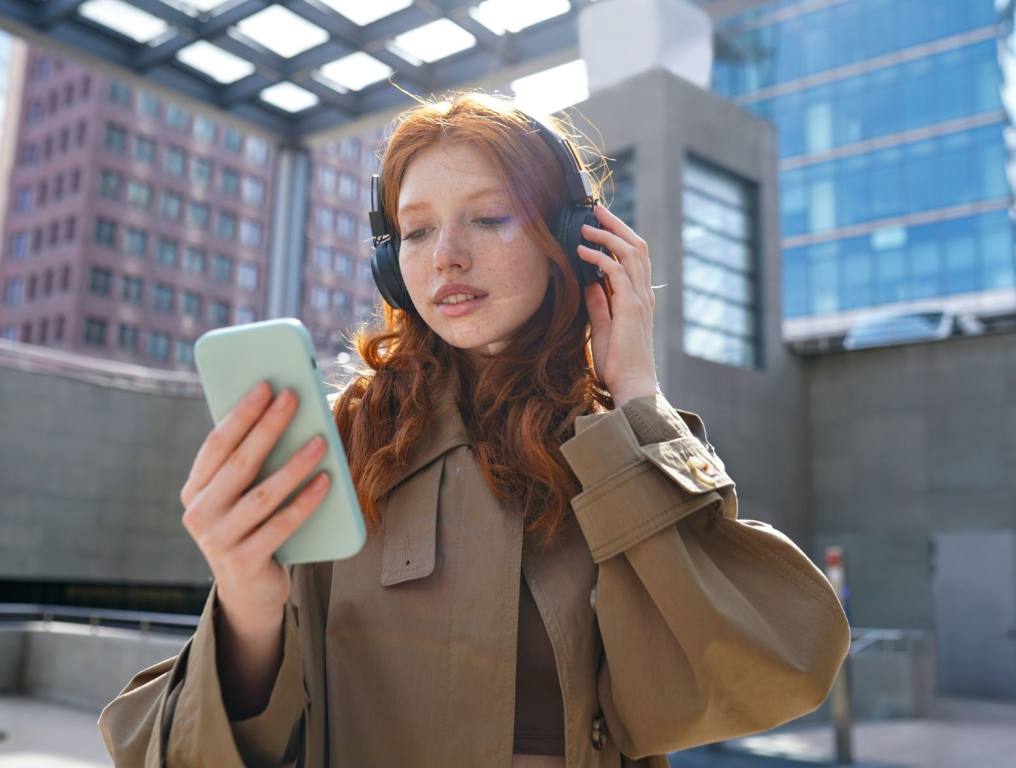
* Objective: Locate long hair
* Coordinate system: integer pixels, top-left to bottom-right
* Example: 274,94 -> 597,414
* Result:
330,92 -> 614,550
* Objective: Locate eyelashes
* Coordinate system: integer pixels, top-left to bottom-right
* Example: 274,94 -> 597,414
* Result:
402,216 -> 513,242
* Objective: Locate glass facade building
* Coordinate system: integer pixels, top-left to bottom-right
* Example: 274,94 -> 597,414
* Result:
711,0 -> 1014,337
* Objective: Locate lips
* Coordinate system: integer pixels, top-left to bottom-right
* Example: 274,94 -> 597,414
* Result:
433,283 -> 489,305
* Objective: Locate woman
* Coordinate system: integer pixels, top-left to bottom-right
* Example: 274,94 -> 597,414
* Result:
98,93 -> 850,768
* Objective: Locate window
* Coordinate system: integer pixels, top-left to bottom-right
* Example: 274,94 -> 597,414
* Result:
607,149 -> 636,230
153,283 -> 174,312
47,221 -> 60,247
315,206 -> 335,232
137,90 -> 160,118
358,261 -> 373,283
134,135 -> 156,164
184,246 -> 205,274
237,262 -> 258,290
166,103 -> 189,131
212,253 -> 233,281
337,212 -> 356,239
187,201 -> 210,230
339,172 -> 357,201
190,156 -> 213,186
314,245 -> 331,270
64,216 -> 76,242
54,175 -> 65,200
32,57 -> 50,81
15,186 -> 32,211
159,190 -> 182,220
193,115 -> 217,143
318,166 -> 337,194
10,233 -> 29,260
70,169 -> 81,193
3,278 -> 24,305
121,275 -> 143,304
107,81 -> 132,107
681,155 -> 760,369
235,306 -> 256,324
240,219 -> 263,247
311,286 -> 329,310
216,210 -> 237,240
104,123 -> 127,154
125,227 -> 148,257
37,180 -> 48,206
27,274 -> 38,300
157,238 -> 178,267
164,145 -> 186,176
224,126 -> 243,153
21,142 -> 38,165
340,137 -> 360,162
60,266 -> 70,291
209,299 -> 230,325
356,302 -> 373,324
242,176 -> 265,206
221,167 -> 240,196
332,289 -> 351,312
246,136 -> 269,166
94,218 -> 118,247
147,330 -> 170,360
58,127 -> 70,152
89,267 -> 113,296
76,121 -> 87,146
118,323 -> 140,351
126,180 -> 152,209
1,326 -> 17,341
176,338 -> 195,365
182,291 -> 203,319
84,317 -> 108,346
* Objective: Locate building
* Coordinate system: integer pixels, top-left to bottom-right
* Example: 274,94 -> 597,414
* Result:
0,48 -> 382,368
711,0 -> 1015,347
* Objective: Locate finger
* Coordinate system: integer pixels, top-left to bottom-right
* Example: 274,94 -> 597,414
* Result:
581,223 -> 647,304
593,204 -> 652,298
182,381 -> 272,505
577,244 -> 635,307
184,389 -> 299,535
202,433 -> 327,552
234,472 -> 331,563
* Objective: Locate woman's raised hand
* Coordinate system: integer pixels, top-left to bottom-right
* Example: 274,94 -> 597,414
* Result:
576,204 -> 660,408
179,381 -> 331,633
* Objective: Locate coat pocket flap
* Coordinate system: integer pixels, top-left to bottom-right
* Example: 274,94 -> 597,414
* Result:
380,455 -> 443,587
639,436 -> 734,497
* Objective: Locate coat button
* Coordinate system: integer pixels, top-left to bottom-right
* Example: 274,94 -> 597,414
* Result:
589,586 -> 597,611
686,456 -> 718,486
591,715 -> 607,750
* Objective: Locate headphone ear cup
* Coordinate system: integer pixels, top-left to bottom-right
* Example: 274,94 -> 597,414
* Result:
370,239 -> 412,311
554,205 -> 606,287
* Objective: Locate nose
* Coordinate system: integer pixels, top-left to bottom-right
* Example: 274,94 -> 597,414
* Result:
432,223 -> 470,273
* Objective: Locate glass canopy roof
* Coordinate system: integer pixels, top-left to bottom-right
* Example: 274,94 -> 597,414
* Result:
0,0 -> 740,141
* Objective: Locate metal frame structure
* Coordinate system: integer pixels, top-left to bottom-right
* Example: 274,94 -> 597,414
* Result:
0,0 -> 600,141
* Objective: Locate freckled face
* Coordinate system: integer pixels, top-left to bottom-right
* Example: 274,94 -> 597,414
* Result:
396,141 -> 551,360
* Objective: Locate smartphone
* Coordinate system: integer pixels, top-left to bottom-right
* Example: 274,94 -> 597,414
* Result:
194,317 -> 366,565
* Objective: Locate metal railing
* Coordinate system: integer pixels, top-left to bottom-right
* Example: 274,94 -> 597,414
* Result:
0,603 -> 199,636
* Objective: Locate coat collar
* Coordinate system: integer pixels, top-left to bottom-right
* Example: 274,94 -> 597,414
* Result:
381,379 -> 471,497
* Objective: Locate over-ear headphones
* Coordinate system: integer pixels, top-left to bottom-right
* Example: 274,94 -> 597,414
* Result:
368,109 -> 609,312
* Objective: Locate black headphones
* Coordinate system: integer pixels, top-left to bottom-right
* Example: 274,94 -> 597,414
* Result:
368,109 -> 609,312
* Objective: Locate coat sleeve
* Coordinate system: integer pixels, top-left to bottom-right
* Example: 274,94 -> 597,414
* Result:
559,393 -> 851,758
97,582 -> 306,767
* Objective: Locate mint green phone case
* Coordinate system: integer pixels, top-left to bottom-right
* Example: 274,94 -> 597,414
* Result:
194,317 -> 365,564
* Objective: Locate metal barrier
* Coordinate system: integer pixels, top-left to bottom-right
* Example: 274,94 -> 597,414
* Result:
0,603 -> 199,636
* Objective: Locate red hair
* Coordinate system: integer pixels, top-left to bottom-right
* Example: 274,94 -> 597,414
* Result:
330,92 -> 614,550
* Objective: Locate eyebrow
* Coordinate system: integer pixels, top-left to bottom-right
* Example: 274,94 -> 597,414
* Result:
397,186 -> 509,218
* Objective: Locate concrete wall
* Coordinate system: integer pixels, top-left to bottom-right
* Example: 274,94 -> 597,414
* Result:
0,345 -> 213,584
807,331 -> 1016,631
0,623 -> 185,710
578,70 -> 812,544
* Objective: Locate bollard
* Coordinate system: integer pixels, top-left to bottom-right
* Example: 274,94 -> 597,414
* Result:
825,546 -> 853,765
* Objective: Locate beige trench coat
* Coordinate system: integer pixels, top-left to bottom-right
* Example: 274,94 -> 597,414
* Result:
98,387 -> 850,767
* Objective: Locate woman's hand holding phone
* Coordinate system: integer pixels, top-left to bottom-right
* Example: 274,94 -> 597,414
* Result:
179,379 -> 332,718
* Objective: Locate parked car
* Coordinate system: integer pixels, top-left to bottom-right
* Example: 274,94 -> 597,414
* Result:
842,310 -> 986,350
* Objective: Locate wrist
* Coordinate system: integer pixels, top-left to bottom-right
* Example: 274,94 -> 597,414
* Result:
215,591 -> 284,641
612,382 -> 660,409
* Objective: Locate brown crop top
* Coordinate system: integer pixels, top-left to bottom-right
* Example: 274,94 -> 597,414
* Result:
513,572 -> 565,756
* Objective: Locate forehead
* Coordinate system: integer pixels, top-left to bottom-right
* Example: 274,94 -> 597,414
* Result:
397,142 -> 509,215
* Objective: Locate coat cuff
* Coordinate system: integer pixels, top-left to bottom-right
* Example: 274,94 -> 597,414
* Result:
165,584 -> 305,767
561,394 -> 735,563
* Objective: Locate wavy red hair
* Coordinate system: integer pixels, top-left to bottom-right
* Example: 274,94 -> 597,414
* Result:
329,92 -> 614,550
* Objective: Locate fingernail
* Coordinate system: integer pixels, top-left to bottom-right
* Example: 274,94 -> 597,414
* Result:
301,435 -> 324,456
246,381 -> 267,402
311,473 -> 330,491
272,389 -> 292,410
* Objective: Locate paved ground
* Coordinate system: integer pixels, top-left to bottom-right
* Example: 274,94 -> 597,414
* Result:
1,694 -> 1014,767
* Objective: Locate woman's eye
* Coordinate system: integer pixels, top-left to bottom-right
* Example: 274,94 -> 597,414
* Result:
475,216 -> 511,228
403,228 -> 427,241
